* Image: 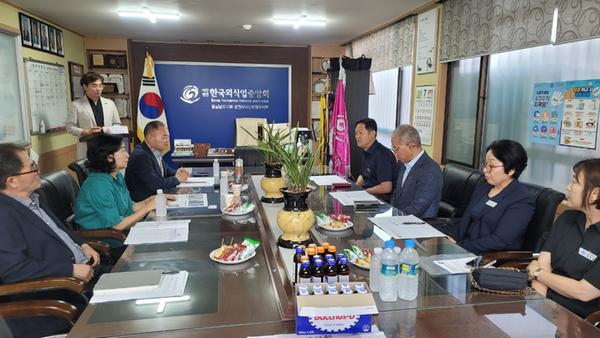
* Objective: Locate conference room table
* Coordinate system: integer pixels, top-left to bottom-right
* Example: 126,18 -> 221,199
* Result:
67,171 -> 599,337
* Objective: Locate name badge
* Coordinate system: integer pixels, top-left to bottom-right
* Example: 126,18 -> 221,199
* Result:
486,200 -> 498,208
579,247 -> 597,262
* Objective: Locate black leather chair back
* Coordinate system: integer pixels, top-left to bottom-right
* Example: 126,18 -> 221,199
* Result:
522,182 -> 565,252
68,159 -> 89,186
438,163 -> 484,218
37,170 -> 80,229
234,146 -> 265,167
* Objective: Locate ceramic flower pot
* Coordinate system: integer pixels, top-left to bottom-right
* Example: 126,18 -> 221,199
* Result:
276,187 -> 315,248
260,163 -> 285,203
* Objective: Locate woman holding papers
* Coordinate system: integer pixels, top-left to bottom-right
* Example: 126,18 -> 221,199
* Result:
528,159 -> 600,319
75,134 -> 156,254
444,140 -> 535,254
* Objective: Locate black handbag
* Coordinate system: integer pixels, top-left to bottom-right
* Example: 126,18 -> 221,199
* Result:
358,55 -> 371,70
342,56 -> 360,70
341,55 -> 372,71
469,267 -> 535,295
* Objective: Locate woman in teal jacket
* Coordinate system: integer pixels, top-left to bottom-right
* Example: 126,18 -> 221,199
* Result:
75,133 -> 156,235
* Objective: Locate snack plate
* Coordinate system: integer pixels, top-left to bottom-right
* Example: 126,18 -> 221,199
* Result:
223,203 -> 256,216
317,220 -> 354,232
210,249 -> 256,265
228,184 -> 249,193
349,259 -> 370,270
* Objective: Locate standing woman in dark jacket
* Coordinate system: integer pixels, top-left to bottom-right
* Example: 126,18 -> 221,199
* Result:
528,159 -> 600,318
446,140 -> 535,254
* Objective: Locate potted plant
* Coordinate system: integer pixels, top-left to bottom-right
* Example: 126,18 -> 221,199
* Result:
272,136 -> 322,248
243,123 -> 291,203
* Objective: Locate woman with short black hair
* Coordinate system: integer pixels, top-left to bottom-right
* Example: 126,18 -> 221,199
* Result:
445,139 -> 535,254
75,133 -> 155,235
528,158 -> 600,318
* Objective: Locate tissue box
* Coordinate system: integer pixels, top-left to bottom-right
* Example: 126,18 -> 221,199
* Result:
295,282 -> 378,335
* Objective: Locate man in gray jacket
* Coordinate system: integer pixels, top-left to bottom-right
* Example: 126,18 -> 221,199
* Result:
390,125 -> 443,218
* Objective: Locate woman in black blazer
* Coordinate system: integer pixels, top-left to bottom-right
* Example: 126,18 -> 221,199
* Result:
447,140 -> 535,254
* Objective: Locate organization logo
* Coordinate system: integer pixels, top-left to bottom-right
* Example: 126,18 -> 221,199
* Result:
180,85 -> 200,104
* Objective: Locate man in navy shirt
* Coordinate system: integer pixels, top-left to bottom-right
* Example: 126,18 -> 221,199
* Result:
355,118 -> 397,195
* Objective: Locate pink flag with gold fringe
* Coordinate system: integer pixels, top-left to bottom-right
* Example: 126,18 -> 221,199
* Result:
329,79 -> 350,177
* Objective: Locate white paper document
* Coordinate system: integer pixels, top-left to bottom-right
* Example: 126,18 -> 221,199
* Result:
167,193 -> 208,208
329,191 -> 383,206
433,257 -> 477,274
368,215 -> 446,239
106,124 -> 129,135
309,175 -> 349,186
91,271 -> 188,304
177,177 -> 214,187
125,221 -> 189,245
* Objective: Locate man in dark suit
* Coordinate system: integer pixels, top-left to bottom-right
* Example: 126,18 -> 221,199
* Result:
0,144 -> 100,337
126,121 -> 189,202
390,125 -> 443,218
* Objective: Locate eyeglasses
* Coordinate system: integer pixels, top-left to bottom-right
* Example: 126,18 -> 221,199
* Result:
391,144 -> 410,152
481,161 -> 504,171
13,161 -> 39,176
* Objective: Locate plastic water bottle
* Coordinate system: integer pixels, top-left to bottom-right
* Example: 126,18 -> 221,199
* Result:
155,189 -> 167,218
379,240 -> 399,302
399,239 -> 419,301
219,170 -> 228,194
369,247 -> 382,292
213,159 -> 220,183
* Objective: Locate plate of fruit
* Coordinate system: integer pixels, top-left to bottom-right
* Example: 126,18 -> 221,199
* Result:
315,213 -> 354,231
344,245 -> 372,270
210,237 -> 260,264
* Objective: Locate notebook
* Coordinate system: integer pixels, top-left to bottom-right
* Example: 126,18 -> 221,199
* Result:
94,270 -> 162,294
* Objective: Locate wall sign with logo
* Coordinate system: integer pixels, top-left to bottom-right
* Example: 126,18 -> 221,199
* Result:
154,62 -> 291,148
528,79 -> 599,149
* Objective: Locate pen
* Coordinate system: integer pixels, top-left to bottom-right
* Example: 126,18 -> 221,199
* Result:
401,222 -> 426,225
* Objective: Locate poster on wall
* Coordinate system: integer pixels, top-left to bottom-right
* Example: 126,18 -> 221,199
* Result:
154,62 -> 291,149
416,8 -> 437,74
560,80 -> 600,149
413,85 -> 435,145
528,82 -> 564,145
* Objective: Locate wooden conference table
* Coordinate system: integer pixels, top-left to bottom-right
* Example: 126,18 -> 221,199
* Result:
68,171 -> 599,337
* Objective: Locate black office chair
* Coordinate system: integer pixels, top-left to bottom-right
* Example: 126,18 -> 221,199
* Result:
234,146 -> 265,167
0,278 -> 88,337
67,159 -> 89,186
36,171 -> 125,263
437,163 -> 483,218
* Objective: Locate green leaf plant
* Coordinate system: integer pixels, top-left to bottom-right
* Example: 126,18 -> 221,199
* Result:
272,132 -> 323,194
242,123 -> 292,166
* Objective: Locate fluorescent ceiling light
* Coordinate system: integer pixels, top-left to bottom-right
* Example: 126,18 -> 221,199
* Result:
273,15 -> 326,29
118,7 -> 180,23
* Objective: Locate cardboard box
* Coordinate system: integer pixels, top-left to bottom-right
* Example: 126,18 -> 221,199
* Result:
295,282 -> 378,335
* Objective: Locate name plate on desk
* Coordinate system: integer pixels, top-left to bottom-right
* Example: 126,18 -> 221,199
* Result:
207,148 -> 235,157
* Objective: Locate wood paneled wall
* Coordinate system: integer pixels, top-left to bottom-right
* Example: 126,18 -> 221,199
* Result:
38,144 -> 77,176
128,41 -> 311,140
